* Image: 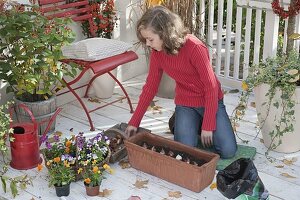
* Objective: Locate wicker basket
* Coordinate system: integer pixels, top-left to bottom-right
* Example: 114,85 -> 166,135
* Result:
124,132 -> 219,192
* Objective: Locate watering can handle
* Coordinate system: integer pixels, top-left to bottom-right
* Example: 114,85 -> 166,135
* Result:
9,103 -> 38,132
39,107 -> 62,145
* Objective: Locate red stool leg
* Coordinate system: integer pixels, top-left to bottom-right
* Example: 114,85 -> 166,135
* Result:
62,78 -> 95,131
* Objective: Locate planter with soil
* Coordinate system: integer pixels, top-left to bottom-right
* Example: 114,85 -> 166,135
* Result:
124,132 -> 219,192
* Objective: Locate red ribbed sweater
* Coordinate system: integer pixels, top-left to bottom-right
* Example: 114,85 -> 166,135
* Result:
128,34 -> 224,131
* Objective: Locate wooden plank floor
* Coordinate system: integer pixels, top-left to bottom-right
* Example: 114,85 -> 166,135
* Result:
1,73 -> 300,200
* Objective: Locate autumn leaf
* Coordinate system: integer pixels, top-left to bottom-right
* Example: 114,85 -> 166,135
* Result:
119,160 -> 131,169
228,89 -> 240,93
210,182 -> 217,190
260,138 -> 264,143
88,97 -> 102,103
250,102 -> 256,108
282,158 -> 297,166
98,189 -> 113,197
133,179 -> 149,189
275,165 -> 284,168
281,172 -> 296,178
168,191 -> 182,198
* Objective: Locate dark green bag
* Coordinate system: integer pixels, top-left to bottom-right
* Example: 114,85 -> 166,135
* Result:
217,158 -> 269,200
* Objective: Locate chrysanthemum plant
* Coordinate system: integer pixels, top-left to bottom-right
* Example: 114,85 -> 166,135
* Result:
231,50 -> 300,158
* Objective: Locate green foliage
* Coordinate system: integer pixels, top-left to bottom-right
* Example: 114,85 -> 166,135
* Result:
232,50 -> 300,156
47,158 -> 76,187
0,101 -> 13,152
0,101 -> 32,198
0,1 -> 78,102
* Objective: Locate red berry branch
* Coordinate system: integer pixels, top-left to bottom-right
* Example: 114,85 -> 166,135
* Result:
271,0 -> 300,19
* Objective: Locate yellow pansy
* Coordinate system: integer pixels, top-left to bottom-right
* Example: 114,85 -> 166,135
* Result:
241,81 -> 248,91
92,166 -> 99,173
77,168 -> 83,174
103,164 -> 110,170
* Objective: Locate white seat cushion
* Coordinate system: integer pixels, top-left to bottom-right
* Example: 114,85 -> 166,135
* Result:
62,38 -> 133,61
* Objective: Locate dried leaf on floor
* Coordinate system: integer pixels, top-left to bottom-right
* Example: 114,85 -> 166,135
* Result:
88,97 -> 102,103
260,139 -> 264,143
210,182 -> 217,190
228,89 -> 239,93
168,191 -> 182,198
118,97 -> 124,103
98,189 -> 113,197
119,159 -> 131,169
222,89 -> 228,95
282,158 -> 297,166
250,102 -> 256,108
281,172 -> 296,178
133,179 -> 149,189
30,198 -> 35,200
275,165 -> 284,168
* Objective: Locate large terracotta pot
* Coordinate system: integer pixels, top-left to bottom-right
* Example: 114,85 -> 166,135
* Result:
254,84 -> 300,153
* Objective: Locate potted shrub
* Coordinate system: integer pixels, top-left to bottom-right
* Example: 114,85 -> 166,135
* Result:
232,50 -> 300,155
0,1 -> 78,134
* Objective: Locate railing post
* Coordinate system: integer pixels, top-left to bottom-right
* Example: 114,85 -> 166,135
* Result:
262,10 -> 279,60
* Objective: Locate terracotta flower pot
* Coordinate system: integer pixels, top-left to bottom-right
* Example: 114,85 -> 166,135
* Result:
85,184 -> 100,196
54,183 -> 70,197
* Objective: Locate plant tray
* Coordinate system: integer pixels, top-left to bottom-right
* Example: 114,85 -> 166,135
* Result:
124,132 -> 219,192
104,123 -> 151,163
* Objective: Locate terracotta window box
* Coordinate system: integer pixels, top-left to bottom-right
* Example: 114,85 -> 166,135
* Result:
124,132 -> 219,192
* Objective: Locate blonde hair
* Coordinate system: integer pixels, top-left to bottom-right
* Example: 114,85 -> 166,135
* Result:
136,6 -> 188,55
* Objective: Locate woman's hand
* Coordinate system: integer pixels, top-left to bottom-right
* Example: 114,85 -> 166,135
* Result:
125,125 -> 138,137
201,130 -> 213,148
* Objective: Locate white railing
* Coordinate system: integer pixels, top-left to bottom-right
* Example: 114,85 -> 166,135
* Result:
199,0 -> 300,89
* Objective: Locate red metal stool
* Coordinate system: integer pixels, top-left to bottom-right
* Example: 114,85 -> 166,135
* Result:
38,0 -> 138,131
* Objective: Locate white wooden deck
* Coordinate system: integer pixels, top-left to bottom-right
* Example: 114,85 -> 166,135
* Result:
1,73 -> 300,200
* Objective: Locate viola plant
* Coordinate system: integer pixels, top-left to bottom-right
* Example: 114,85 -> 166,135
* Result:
41,131 -> 110,184
46,156 -> 76,187
79,164 -> 113,187
76,132 -> 110,167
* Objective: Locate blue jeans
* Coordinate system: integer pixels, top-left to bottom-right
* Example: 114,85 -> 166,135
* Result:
174,99 -> 237,159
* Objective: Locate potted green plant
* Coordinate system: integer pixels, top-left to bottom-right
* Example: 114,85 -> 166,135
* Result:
0,101 -> 32,198
232,50 -> 300,155
79,164 -> 112,196
0,1 -> 78,134
45,156 -> 76,197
